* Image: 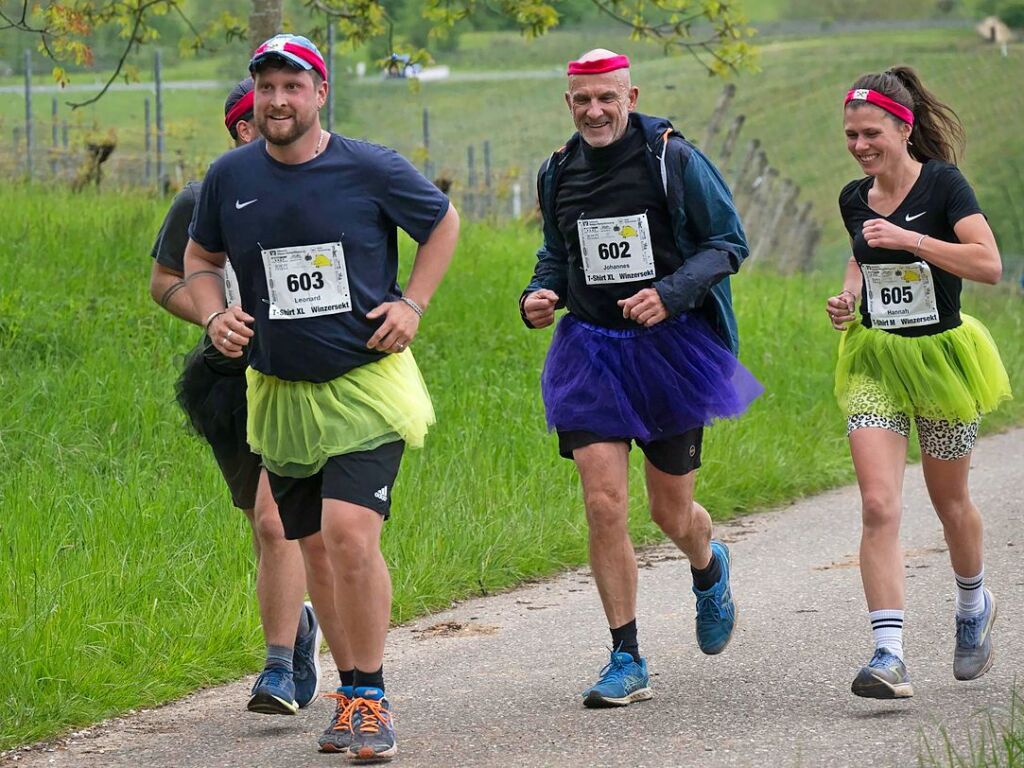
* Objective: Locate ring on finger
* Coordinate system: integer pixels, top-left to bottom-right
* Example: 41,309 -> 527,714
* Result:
226,329 -> 234,341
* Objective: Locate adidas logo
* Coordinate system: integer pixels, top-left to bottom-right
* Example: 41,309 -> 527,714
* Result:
374,486 -> 389,502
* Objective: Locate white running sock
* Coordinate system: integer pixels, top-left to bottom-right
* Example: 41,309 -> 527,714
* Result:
869,609 -> 905,660
955,568 -> 985,618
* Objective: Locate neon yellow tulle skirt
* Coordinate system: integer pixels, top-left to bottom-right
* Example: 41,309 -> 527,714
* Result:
247,351 -> 435,478
835,314 -> 1011,423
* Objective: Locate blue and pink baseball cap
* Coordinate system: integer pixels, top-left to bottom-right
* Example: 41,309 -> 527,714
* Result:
249,34 -> 328,81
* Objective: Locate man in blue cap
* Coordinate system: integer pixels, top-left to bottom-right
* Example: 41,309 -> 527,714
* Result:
148,77 -> 326,718
184,34 -> 460,761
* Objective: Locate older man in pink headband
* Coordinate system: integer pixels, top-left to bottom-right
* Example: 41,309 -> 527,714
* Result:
520,48 -> 761,708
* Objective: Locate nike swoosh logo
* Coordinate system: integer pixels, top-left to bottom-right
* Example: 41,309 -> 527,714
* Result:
235,199 -> 258,210
905,211 -> 926,222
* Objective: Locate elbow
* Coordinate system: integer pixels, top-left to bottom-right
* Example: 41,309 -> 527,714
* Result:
983,253 -> 1002,285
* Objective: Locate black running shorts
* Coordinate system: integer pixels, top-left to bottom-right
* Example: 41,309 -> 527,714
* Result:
557,428 -> 703,476
267,440 -> 406,540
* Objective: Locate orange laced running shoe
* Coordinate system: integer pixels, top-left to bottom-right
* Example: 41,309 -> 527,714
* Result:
347,687 -> 397,761
317,687 -> 355,753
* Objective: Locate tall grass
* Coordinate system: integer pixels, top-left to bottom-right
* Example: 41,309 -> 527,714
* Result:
1,186 -> 1021,749
919,687 -> 1024,767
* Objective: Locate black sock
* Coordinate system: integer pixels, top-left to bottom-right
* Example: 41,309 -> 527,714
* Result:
691,551 -> 721,591
353,665 -> 385,693
338,668 -> 355,689
610,619 -> 641,663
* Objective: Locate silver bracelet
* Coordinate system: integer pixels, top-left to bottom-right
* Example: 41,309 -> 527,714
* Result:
400,296 -> 424,317
913,234 -> 927,258
204,310 -> 226,331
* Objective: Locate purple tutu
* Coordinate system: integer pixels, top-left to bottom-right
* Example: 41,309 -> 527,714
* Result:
541,313 -> 763,441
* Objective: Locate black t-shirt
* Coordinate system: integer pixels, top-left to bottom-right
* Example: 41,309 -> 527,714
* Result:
151,181 -> 202,272
839,159 -> 982,337
553,121 -> 682,329
190,135 -> 449,383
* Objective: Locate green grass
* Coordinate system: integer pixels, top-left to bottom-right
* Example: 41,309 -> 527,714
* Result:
919,687 -> 1024,767
1,178 -> 1023,750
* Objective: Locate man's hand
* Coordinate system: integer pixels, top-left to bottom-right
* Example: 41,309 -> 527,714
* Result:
523,289 -> 560,328
618,287 -> 668,327
366,300 -> 420,353
208,306 -> 255,357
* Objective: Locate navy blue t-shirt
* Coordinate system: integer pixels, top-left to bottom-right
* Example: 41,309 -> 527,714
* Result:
190,135 -> 449,382
839,159 -> 982,337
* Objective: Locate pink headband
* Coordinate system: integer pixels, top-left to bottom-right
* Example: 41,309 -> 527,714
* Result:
224,91 -> 254,130
567,54 -> 630,76
844,88 -> 914,126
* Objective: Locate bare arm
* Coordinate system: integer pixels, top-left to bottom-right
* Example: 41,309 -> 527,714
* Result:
366,204 -> 460,352
183,239 -> 253,357
149,261 -> 200,325
862,214 -> 1002,285
405,204 -> 460,310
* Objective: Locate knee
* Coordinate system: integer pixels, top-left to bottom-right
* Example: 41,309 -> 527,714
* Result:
648,494 -> 697,538
933,495 -> 975,528
321,523 -> 378,571
584,486 -> 628,533
861,493 -> 900,533
252,504 -> 288,547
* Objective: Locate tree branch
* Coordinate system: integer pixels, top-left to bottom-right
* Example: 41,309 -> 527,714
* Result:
66,0 -> 168,109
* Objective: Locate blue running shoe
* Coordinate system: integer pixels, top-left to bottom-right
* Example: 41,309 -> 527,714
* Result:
851,648 -> 913,699
247,666 -> 298,715
954,588 -> 997,681
692,540 -> 737,655
582,651 -> 653,708
347,687 -> 397,762
293,601 -> 323,708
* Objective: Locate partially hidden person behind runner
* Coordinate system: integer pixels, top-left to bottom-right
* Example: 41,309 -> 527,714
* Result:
520,48 -> 762,709
827,65 -> 1011,699
184,34 -> 459,761
149,76 -> 337,719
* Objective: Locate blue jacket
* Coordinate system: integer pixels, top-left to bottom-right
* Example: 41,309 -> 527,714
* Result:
523,112 -> 748,354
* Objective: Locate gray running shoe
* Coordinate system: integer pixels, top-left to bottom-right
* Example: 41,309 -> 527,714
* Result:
318,686 -> 354,753
347,687 -> 396,762
851,648 -> 913,699
954,588 -> 997,681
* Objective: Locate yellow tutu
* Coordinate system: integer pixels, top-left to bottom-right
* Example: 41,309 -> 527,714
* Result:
835,314 -> 1011,423
247,351 -> 435,478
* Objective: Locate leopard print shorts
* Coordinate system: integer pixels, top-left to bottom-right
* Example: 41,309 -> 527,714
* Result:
845,376 -> 980,460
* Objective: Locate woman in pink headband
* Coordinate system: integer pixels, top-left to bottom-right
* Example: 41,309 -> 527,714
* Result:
826,66 -> 1009,700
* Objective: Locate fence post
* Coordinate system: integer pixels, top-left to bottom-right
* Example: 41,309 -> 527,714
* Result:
511,181 -> 522,219
483,139 -> 492,218
466,144 -> 476,219
326,20 -> 335,132
24,49 -> 33,181
702,83 -> 735,152
50,97 -> 59,178
718,114 -> 745,174
422,107 -> 432,179
144,98 -> 152,183
155,49 -> 166,193
731,138 -> 760,205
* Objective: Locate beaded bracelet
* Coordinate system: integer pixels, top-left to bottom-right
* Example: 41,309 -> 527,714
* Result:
400,296 -> 424,317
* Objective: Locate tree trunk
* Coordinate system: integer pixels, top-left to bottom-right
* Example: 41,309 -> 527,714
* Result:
249,0 -> 284,52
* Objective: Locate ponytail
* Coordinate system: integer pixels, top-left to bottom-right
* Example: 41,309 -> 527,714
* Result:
848,65 -> 966,165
